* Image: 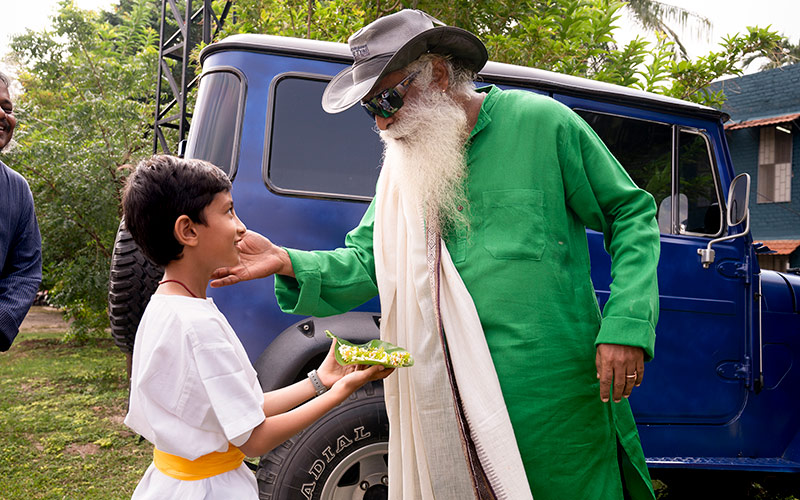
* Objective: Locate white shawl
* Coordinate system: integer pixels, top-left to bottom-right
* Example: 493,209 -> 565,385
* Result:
374,161 -> 532,500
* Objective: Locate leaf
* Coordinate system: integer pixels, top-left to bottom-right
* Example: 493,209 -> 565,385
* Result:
325,330 -> 414,368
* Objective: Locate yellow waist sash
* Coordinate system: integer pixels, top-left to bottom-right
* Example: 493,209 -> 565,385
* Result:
153,443 -> 245,481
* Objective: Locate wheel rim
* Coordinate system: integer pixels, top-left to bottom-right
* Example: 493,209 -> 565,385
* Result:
319,442 -> 388,500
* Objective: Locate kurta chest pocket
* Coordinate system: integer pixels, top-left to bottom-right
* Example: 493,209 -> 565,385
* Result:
482,189 -> 546,260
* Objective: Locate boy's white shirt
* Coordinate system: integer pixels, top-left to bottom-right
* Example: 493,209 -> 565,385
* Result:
124,294 -> 265,499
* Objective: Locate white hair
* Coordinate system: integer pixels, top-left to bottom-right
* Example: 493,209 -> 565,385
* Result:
404,53 -> 477,99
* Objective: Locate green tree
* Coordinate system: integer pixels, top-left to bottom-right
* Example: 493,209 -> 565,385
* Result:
5,0 -> 157,339
744,35 -> 800,70
217,0 -> 784,107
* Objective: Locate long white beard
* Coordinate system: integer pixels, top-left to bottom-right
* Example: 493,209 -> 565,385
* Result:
379,89 -> 470,235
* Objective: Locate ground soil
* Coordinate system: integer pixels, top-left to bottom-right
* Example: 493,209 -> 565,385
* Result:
19,306 -> 70,332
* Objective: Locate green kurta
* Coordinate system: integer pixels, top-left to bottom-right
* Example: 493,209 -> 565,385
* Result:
276,86 -> 659,500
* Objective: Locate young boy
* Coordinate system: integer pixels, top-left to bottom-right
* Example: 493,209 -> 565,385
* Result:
122,155 -> 391,499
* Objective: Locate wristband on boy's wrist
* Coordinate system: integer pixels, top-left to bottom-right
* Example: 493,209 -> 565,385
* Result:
307,369 -> 328,396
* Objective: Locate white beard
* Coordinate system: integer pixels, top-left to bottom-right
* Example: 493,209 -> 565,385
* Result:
379,88 -> 470,235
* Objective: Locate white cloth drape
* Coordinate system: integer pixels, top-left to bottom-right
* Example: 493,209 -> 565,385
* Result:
374,161 -> 533,500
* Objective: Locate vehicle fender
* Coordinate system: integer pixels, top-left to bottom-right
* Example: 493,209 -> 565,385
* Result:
253,311 -> 381,392
775,271 -> 800,314
761,270 -> 795,313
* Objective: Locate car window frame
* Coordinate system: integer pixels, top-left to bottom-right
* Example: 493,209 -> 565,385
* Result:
185,66 -> 247,180
675,126 -> 725,238
263,71 -> 382,203
573,107 -> 724,237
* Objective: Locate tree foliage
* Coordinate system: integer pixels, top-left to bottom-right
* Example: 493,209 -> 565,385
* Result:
217,0 -> 785,107
5,0 -> 157,338
0,0 -> 790,341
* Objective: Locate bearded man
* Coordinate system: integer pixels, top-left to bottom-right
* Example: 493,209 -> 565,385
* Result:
211,9 -> 660,500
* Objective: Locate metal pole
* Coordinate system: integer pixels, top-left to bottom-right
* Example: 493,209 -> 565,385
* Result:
153,0 -> 168,154
179,0 -> 191,143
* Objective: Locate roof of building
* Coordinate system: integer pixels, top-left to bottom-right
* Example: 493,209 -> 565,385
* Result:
725,112 -> 800,130
708,63 -> 800,124
757,239 -> 800,255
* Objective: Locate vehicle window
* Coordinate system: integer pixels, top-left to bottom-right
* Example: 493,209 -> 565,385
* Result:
265,73 -> 384,201
677,130 -> 722,236
574,110 -> 672,232
185,69 -> 245,177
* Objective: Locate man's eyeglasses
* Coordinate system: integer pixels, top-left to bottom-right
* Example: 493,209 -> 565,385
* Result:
361,71 -> 419,119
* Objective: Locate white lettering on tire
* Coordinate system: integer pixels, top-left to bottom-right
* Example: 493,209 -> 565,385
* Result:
302,426 -> 375,498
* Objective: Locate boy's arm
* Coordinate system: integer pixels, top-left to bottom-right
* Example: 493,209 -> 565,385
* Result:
260,339 -> 354,416
238,364 -> 390,457
260,378 -> 317,417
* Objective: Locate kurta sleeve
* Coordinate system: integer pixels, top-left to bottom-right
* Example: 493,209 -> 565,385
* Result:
274,199 -> 379,316
0,175 -> 42,351
192,338 -> 266,443
557,111 -> 660,361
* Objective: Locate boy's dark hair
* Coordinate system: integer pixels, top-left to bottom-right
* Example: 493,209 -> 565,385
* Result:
122,155 -> 232,266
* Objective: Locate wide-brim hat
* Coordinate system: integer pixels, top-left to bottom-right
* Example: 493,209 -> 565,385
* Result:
322,9 -> 488,114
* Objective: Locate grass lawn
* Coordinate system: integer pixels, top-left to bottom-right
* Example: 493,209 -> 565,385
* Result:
0,330 -> 151,499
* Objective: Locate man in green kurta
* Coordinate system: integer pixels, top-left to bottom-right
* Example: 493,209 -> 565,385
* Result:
211,9 -> 659,500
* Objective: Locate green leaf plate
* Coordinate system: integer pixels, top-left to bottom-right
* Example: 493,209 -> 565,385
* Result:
325,330 -> 414,368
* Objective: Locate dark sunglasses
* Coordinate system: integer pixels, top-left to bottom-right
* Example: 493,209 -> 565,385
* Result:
361,71 -> 419,119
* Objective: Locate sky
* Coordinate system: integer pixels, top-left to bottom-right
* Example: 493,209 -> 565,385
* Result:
2,0 -> 116,52
615,0 -> 800,61
1,0 -> 799,74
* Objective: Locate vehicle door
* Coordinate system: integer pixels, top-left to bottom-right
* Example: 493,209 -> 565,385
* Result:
553,95 -> 751,425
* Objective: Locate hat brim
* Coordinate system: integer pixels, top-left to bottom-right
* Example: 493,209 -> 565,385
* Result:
322,26 -> 488,114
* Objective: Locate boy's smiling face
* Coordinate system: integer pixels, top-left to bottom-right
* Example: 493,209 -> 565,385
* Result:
195,190 -> 247,270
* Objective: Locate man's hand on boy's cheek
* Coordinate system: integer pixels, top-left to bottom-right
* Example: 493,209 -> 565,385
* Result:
209,230 -> 293,287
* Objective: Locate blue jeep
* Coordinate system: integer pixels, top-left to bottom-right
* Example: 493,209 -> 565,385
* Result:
108,34 -> 800,499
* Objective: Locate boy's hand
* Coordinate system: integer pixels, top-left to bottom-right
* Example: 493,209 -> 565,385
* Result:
317,339 -> 349,388
209,230 -> 294,287
335,364 -> 394,394
317,339 -> 394,386
318,339 -> 394,393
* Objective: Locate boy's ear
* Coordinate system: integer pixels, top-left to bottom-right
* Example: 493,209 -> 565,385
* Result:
174,215 -> 199,247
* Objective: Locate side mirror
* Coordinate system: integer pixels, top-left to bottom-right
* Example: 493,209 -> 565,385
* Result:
727,173 -> 750,227
698,173 -> 751,268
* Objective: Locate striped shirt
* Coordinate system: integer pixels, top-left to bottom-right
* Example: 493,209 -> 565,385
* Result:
0,160 -> 41,350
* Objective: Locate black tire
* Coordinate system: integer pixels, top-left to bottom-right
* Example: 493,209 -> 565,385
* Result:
256,381 -> 390,500
107,220 -> 163,354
